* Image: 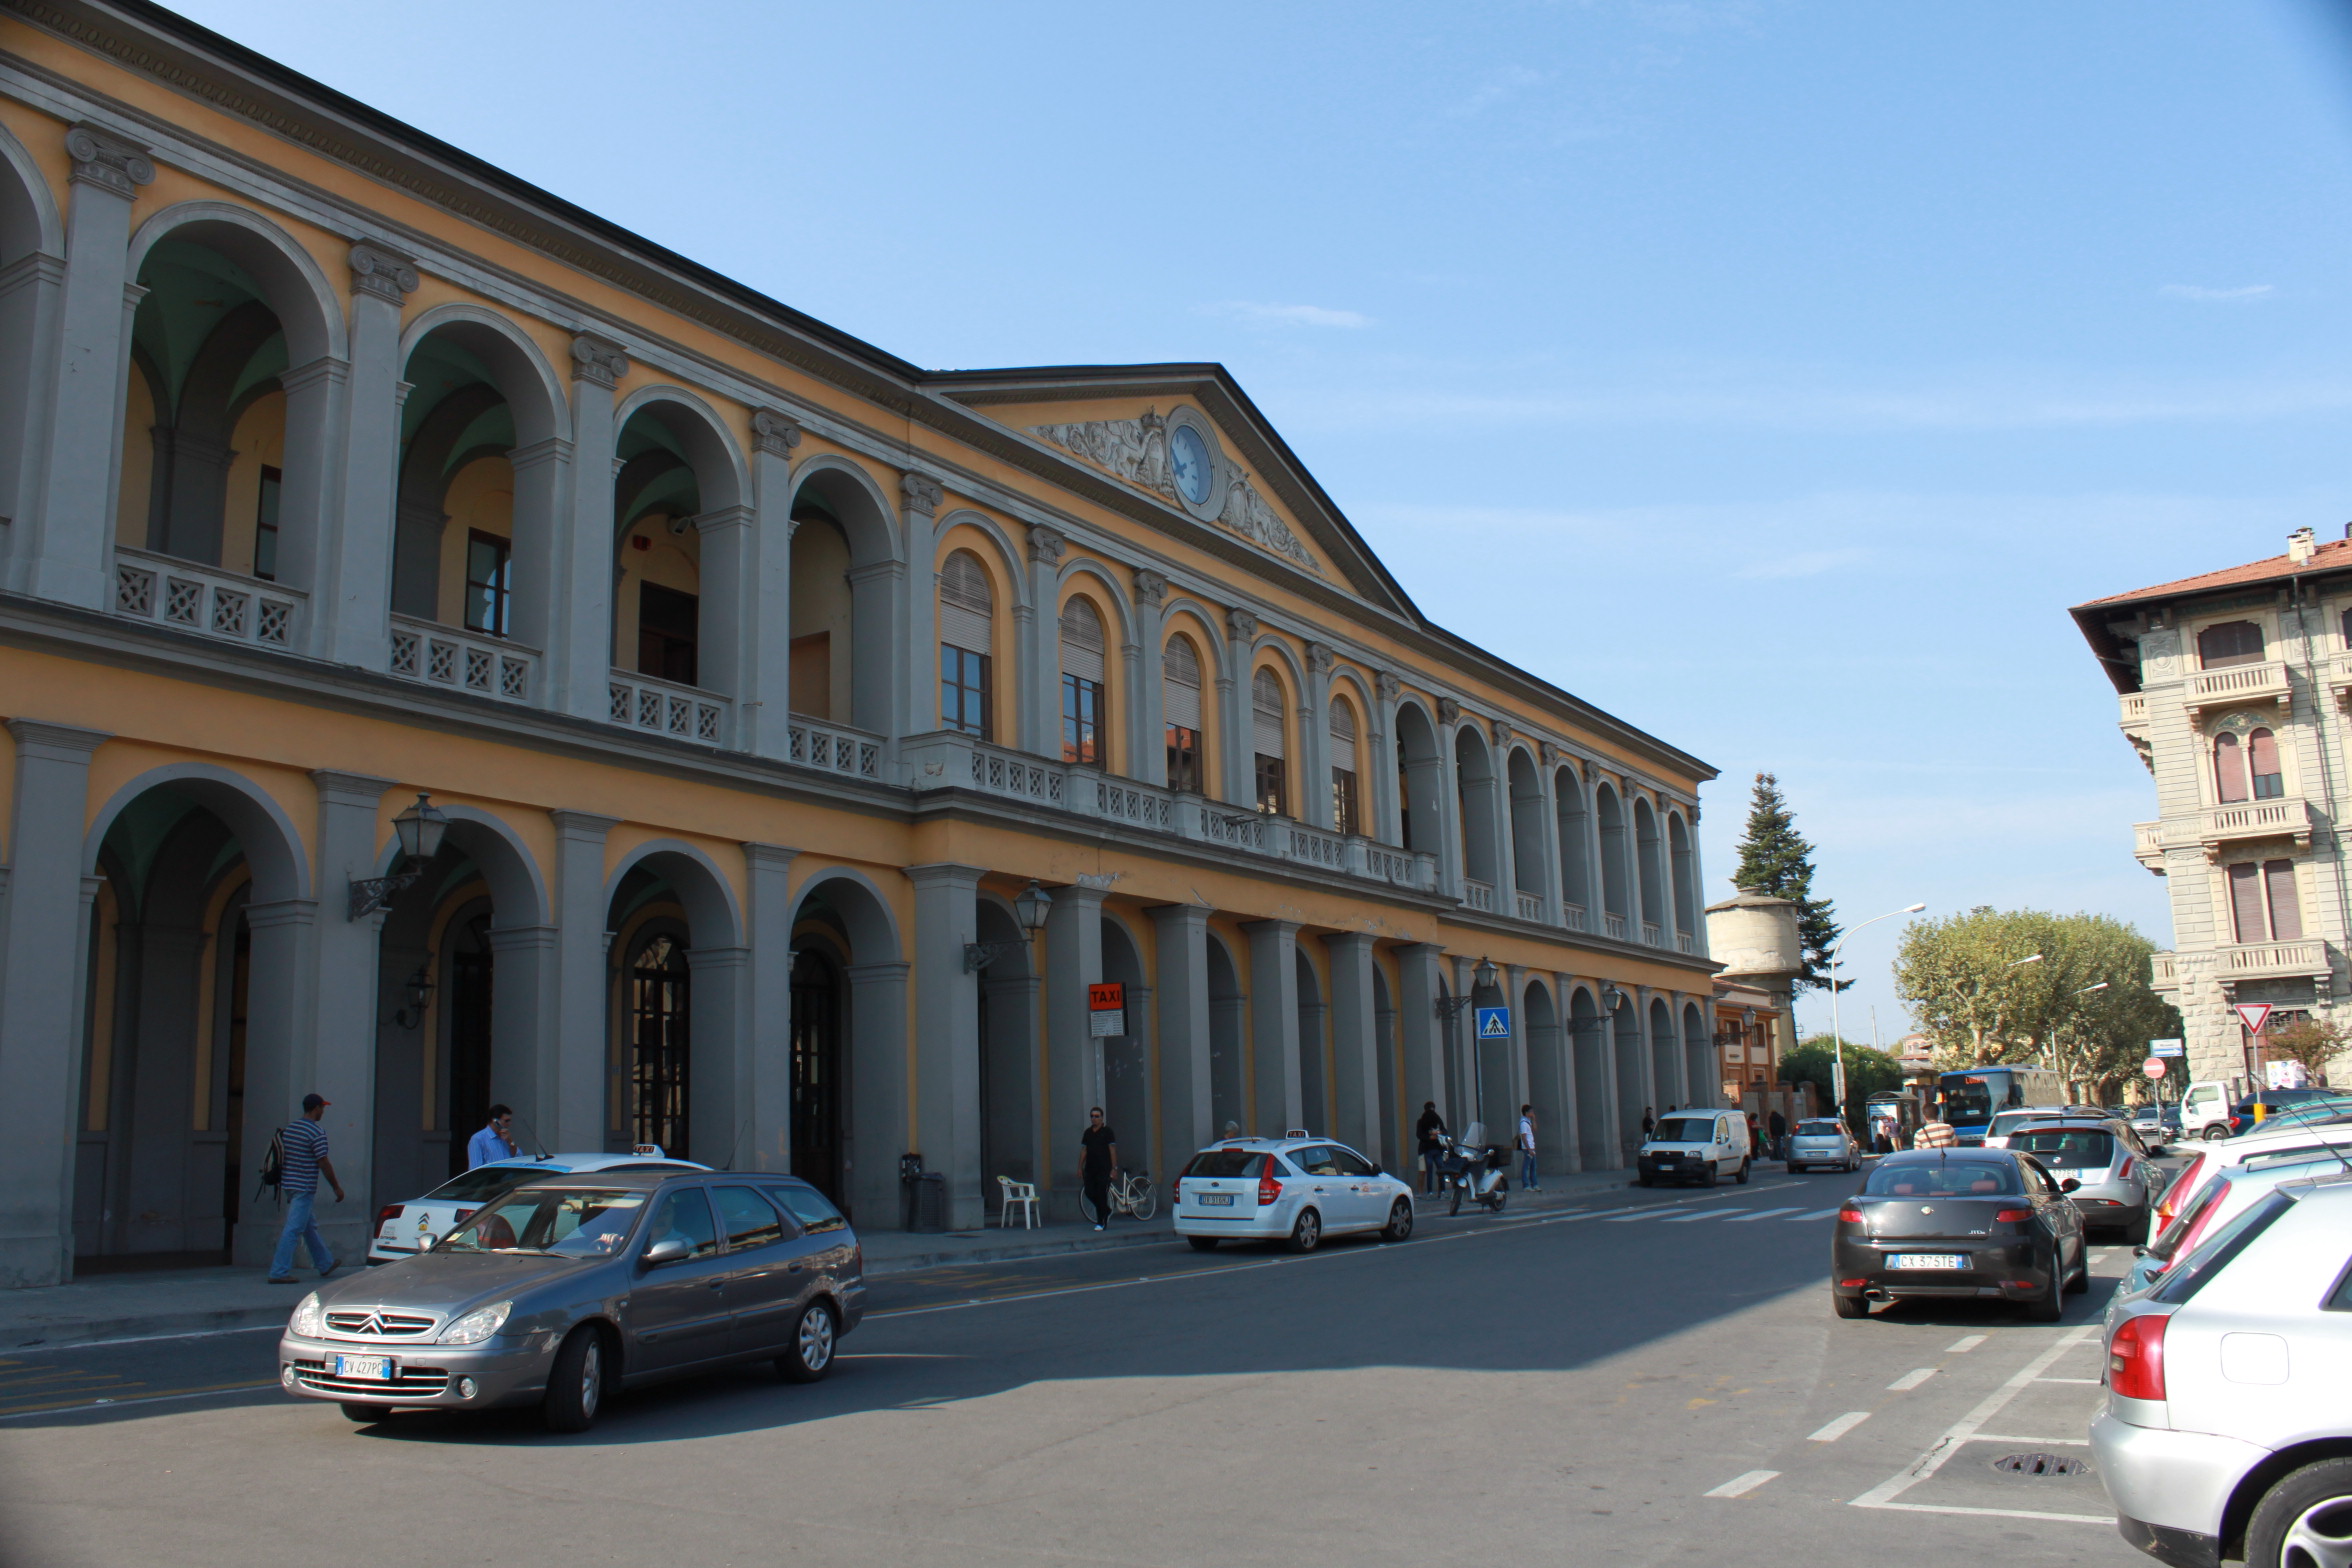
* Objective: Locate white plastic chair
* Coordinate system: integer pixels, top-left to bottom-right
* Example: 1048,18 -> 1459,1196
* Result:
996,1175 -> 1038,1229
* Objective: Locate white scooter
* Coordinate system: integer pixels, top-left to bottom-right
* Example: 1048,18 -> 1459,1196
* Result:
1437,1126 -> 1509,1216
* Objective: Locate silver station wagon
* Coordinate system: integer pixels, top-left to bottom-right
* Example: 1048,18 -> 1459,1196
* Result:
280,1169 -> 862,1432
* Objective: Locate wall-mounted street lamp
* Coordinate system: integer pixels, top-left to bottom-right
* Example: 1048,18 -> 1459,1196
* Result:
1433,957 -> 1499,1020
964,881 -> 1052,973
348,793 -> 450,920
391,964 -> 435,1030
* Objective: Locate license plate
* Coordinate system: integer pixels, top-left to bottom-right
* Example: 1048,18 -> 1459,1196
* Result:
333,1354 -> 395,1381
1891,1254 -> 1965,1271
1199,1193 -> 1234,1207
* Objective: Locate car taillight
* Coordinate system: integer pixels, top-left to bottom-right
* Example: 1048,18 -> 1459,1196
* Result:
1837,1206 -> 1863,1224
1257,1157 -> 1282,1206
2108,1315 -> 2167,1400
2115,1156 -> 2135,1182
1171,1177 -> 1183,1204
2157,1154 -> 2205,1225
377,1204 -> 402,1226
452,1207 -> 475,1224
1995,1208 -> 2032,1223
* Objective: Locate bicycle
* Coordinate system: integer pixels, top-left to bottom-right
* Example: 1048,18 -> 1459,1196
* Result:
1093,1168 -> 1157,1222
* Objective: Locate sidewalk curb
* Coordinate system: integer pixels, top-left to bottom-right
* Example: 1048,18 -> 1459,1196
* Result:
6,1303 -> 293,1351
863,1224 -> 1178,1276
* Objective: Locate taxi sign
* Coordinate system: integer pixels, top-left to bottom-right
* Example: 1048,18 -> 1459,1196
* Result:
1088,983 -> 1123,1011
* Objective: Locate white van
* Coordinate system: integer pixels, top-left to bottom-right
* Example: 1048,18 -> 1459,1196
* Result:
2180,1080 -> 2232,1141
1636,1110 -> 1751,1188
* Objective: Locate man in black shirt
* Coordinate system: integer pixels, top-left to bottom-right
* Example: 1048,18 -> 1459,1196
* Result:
1414,1102 -> 1448,1196
1078,1107 -> 1119,1230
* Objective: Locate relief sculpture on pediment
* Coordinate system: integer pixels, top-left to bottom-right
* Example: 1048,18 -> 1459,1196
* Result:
1029,409 -> 1320,574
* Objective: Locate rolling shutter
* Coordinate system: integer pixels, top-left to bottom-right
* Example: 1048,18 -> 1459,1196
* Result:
1164,635 -> 1202,727
939,551 -> 993,654
1060,598 -> 1105,681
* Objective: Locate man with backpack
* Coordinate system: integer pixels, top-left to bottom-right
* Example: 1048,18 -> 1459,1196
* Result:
265,1092 -> 344,1284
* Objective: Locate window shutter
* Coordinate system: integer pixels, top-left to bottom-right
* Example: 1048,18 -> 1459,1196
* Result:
1163,635 -> 1202,727
2248,727 -> 2281,780
2265,860 -> 2303,941
1253,668 -> 1285,757
2215,733 -> 2249,804
2229,861 -> 2266,944
1059,598 -> 1105,681
1330,697 -> 1356,743
2197,620 -> 2266,669
939,551 -> 993,654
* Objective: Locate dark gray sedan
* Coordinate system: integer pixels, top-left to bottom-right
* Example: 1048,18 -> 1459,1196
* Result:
278,1169 -> 862,1431
1830,1148 -> 2087,1322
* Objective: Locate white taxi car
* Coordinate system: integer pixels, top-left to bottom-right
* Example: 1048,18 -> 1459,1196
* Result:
365,1150 -> 706,1263
1172,1136 -> 1416,1253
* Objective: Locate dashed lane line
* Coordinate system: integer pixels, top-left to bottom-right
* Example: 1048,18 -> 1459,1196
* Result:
1887,1367 -> 1938,1392
1704,1470 -> 1781,1499
1808,1411 -> 1872,1443
1789,1208 -> 1846,1221
1851,1323 -> 2105,1523
1720,1207 -> 1802,1223
1659,1207 -> 1747,1223
1945,1335 -> 1988,1354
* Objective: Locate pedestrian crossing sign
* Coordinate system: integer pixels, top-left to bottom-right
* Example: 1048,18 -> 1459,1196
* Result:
1475,1006 -> 1511,1039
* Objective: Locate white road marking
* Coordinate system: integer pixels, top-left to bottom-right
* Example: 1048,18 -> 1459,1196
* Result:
1852,1324 -> 2103,1518
1887,1367 -> 1938,1392
1790,1207 -> 1846,1220
1945,1334 -> 1988,1354
2035,1377 -> 2099,1385
1808,1411 -> 1872,1442
1972,1434 -> 2089,1446
1705,1470 -> 1781,1499
1860,1501 -> 2115,1525
1721,1207 -> 1802,1223
1659,1207 -> 1746,1223
1603,1210 -> 1662,1222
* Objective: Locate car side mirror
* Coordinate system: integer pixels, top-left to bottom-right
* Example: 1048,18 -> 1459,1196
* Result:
642,1236 -> 690,1267
2060,1177 -> 2082,1194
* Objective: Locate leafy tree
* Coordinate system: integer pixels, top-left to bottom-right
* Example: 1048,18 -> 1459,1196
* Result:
2265,1016 -> 2345,1088
1780,1035 -> 1902,1123
1731,773 -> 1842,994
1893,907 -> 2179,1102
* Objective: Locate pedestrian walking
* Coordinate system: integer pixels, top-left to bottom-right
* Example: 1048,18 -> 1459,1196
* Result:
1517,1104 -> 1540,1190
1745,1111 -> 1762,1160
1768,1108 -> 1787,1161
265,1092 -> 343,1283
1641,1106 -> 1655,1139
1913,1116 -> 1957,1150
1415,1102 -> 1448,1195
1078,1106 -> 1119,1230
466,1103 -> 517,1168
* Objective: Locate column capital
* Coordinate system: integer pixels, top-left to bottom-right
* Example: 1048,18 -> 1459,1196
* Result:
244,896 -> 321,931
1437,697 -> 1461,727
1306,641 -> 1334,676
1147,900 -> 1212,932
901,472 -> 943,517
549,809 -> 622,840
64,122 -> 154,196
1239,916 -> 1301,940
1133,568 -> 1168,608
1374,669 -> 1400,703
4,719 -> 108,760
751,408 -> 803,456
310,770 -> 397,809
279,355 -> 348,394
1491,717 -> 1513,750
1226,607 -> 1257,642
1321,929 -> 1376,955
742,842 -> 801,873
905,861 -> 987,891
1540,740 -> 1563,767
347,241 -> 420,304
1026,523 -> 1066,565
570,333 -> 630,389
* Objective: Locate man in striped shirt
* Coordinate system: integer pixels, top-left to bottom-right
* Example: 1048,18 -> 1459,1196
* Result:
266,1093 -> 346,1284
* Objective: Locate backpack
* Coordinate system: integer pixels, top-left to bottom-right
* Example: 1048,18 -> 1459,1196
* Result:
256,1126 -> 285,1198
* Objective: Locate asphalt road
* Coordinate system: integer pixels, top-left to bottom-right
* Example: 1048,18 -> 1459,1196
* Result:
0,1170 -> 2158,1568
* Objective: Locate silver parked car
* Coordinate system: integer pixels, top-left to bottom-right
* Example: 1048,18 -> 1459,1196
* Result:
2005,1118 -> 2159,1242
2093,1174 -> 2352,1568
366,1151 -> 706,1264
281,1168 -> 861,1432
1785,1118 -> 1860,1174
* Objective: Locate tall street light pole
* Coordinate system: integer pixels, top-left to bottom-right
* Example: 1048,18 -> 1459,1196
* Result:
1829,903 -> 1928,1120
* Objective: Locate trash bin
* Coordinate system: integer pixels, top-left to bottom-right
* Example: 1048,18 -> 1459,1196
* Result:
913,1172 -> 946,1232
899,1152 -> 925,1231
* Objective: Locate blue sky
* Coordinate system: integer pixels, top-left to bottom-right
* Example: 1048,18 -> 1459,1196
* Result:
173,0 -> 2352,1040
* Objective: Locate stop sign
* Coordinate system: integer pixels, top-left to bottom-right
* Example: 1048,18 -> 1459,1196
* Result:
2144,1057 -> 2166,1079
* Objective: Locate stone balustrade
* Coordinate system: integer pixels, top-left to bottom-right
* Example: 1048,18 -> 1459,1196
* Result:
786,715 -> 884,780
2182,658 -> 2290,717
113,547 -> 301,651
388,614 -> 534,703
608,669 -> 730,747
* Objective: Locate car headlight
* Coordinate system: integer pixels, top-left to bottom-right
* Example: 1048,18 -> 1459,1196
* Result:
439,1301 -> 513,1345
289,1292 -> 325,1337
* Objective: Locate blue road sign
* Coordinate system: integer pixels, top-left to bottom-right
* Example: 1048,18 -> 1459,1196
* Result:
1475,1006 -> 1511,1040
2151,1038 -> 2185,1058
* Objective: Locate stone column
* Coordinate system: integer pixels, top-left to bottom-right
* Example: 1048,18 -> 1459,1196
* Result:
1550,970 -> 1587,1174
1394,941 -> 1447,1161
741,843 -> 799,1174
1323,932 -> 1380,1158
1042,880 -> 1104,1216
1134,570 -> 1169,786
694,502 -> 755,712
22,126 -> 151,607
908,862 -> 985,1229
1021,524 -> 1064,755
1243,918 -> 1302,1135
685,943 -> 748,1166
318,243 -> 417,670
1488,720 -> 1520,910
899,474 -> 943,754
1221,609 -> 1257,805
270,354 -> 350,635
0,721 -> 106,1285
1435,700 -> 1466,898
547,810 -> 618,1151
1151,902 -> 1212,1173
1535,747 -> 1566,925
1370,671 -> 1401,846
1301,643 -> 1334,829
235,892 -> 317,1267
504,435 -> 570,680
737,412 -> 800,759
485,920 -> 557,1145
551,335 -> 627,722
845,959 -> 910,1227
303,771 -> 394,1260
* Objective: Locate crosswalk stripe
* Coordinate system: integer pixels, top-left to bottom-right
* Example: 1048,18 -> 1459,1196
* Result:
1659,1207 -> 1745,1223
1809,1411 -> 1872,1442
1721,1207 -> 1801,1223
1789,1207 -> 1846,1221
1705,1470 -> 1781,1499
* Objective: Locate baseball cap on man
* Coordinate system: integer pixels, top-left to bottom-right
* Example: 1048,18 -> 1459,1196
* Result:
301,1093 -> 330,1112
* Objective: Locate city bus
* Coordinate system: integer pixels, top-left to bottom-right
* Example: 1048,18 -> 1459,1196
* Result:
1932,1066 -> 2064,1146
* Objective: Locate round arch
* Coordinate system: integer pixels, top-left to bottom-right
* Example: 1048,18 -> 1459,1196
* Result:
398,304 -> 570,448
84,762 -> 309,904
125,201 -> 347,365
612,384 -> 750,518
934,509 -> 1029,610
364,801 -> 551,928
0,116 -> 62,261
786,867 -> 907,1224
788,453 -> 902,568
1160,598 -> 1231,680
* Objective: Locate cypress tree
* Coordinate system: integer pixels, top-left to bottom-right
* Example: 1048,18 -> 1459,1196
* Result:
1731,772 -> 1844,994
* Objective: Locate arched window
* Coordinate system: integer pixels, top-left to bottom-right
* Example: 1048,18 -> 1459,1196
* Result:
2248,727 -> 2284,800
1164,634 -> 1203,792
1329,695 -> 1359,835
938,550 -> 993,739
1060,598 -> 1106,766
2215,732 -> 2249,804
1253,668 -> 1289,815
2198,620 -> 2265,669
629,933 -> 691,1158
2228,859 -> 2304,943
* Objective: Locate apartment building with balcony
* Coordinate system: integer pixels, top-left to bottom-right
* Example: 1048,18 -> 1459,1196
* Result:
0,4 -> 1722,1287
2073,527 -> 2352,1093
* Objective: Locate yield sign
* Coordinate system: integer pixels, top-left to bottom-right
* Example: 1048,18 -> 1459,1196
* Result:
2235,1002 -> 2274,1037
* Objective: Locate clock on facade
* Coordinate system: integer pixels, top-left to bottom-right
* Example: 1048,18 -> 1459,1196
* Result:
1169,423 -> 1214,506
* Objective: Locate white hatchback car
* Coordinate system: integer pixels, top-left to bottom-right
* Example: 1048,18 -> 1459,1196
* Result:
366,1151 -> 708,1263
1172,1137 -> 1416,1253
